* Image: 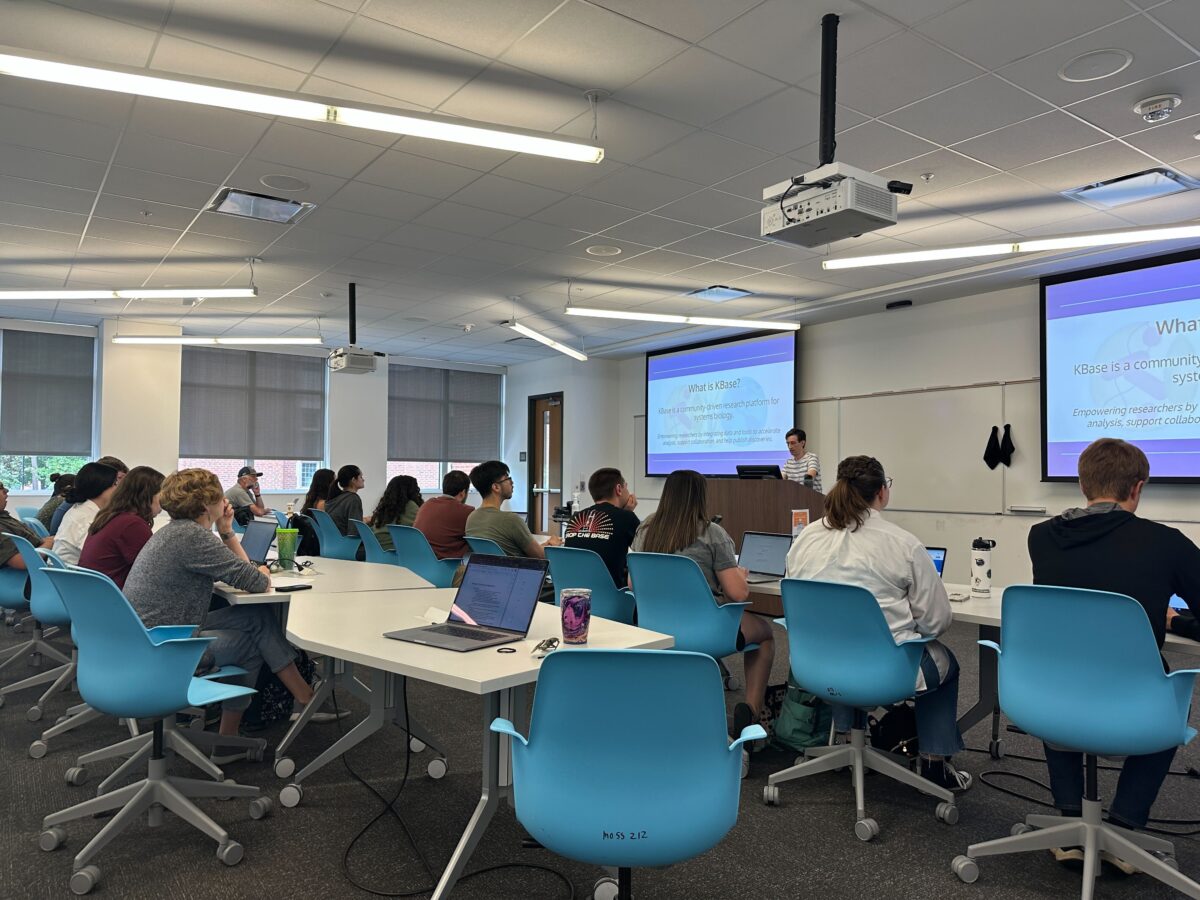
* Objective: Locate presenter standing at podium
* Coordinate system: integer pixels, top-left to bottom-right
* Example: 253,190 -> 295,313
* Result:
783,428 -> 822,491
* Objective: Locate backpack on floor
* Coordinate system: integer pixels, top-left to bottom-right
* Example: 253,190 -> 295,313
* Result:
868,702 -> 919,758
242,650 -> 317,731
767,676 -> 833,752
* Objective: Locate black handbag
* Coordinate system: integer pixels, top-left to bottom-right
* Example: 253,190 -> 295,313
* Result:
868,702 -> 919,758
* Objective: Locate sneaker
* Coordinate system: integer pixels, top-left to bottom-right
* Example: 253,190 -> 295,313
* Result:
731,702 -> 755,740
1100,850 -> 1137,876
1051,847 -> 1085,870
920,758 -> 973,793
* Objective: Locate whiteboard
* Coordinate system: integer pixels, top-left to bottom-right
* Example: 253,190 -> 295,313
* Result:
838,387 -> 1005,514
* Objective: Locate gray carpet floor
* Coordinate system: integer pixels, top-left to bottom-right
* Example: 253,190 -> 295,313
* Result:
3,615 -> 1200,899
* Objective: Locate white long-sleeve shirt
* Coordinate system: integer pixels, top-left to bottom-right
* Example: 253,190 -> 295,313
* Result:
53,499 -> 101,566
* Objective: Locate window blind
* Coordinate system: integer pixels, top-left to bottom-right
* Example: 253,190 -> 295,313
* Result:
388,364 -> 501,462
0,330 -> 95,455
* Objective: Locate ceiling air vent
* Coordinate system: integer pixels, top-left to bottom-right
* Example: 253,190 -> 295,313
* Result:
206,187 -> 315,224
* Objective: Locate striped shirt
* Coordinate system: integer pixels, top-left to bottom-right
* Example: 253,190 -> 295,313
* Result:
783,452 -> 822,492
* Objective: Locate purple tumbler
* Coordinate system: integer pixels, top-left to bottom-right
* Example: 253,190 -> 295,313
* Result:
560,588 -> 592,645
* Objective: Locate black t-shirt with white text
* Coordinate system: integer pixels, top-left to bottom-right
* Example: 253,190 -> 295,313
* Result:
563,502 -> 640,587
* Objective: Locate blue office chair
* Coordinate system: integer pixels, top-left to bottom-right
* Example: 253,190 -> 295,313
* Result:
23,517 -> 50,538
16,505 -> 40,520
763,579 -> 958,840
491,649 -> 764,900
37,568 -> 270,895
273,510 -> 289,528
545,546 -> 635,624
309,508 -> 361,560
0,540 -> 72,712
388,525 -> 460,588
352,519 -> 395,565
951,585 -> 1200,897
229,516 -> 246,535
465,536 -> 506,557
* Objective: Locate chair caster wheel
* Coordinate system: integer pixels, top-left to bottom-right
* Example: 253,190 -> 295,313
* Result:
248,797 -> 273,820
763,785 -> 780,806
70,864 -> 100,895
427,757 -> 448,780
936,802 -> 959,825
27,705 -> 43,722
1011,823 -> 1033,836
1155,852 -> 1179,870
31,652 -> 41,667
216,778 -> 239,801
28,740 -> 48,760
188,715 -> 205,732
216,840 -> 243,866
989,738 -> 1004,760
854,818 -> 879,842
279,783 -> 303,808
246,739 -> 266,763
952,855 -> 979,883
274,756 -> 295,779
723,674 -> 742,691
594,876 -> 619,900
65,766 -> 89,786
39,826 -> 67,851
56,716 -> 69,726
409,737 -> 426,753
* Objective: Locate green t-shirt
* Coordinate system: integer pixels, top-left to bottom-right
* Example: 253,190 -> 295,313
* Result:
465,506 -> 534,558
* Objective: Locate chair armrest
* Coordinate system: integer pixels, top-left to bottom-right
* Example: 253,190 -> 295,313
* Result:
438,557 -> 462,570
201,665 -> 248,680
773,617 -> 786,629
1168,668 -> 1200,709
148,625 -> 198,645
489,717 -> 528,746
898,635 -> 937,646
978,640 -> 1001,654
37,550 -> 68,568
730,724 -> 768,752
154,635 -> 216,678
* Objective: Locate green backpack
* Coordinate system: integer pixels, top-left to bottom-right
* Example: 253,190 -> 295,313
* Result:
768,676 -> 833,752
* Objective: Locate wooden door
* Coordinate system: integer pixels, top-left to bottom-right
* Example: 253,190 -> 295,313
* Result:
527,393 -> 563,534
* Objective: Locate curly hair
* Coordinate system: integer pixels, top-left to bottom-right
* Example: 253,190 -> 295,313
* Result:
159,468 -> 224,521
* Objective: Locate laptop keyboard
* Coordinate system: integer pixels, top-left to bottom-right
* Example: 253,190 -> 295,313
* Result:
428,624 -> 503,641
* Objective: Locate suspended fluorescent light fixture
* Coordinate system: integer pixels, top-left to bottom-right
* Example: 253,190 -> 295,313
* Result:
0,50 -> 604,163
822,223 -> 1200,270
0,287 -> 257,300
503,320 -> 587,361
111,335 -> 322,345
564,307 -> 800,331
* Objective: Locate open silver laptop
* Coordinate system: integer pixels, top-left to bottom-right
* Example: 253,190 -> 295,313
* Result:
738,531 -> 792,584
240,520 -> 278,566
385,554 -> 548,652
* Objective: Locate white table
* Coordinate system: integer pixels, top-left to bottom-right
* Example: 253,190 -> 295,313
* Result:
283,588 -> 673,899
215,556 -> 431,603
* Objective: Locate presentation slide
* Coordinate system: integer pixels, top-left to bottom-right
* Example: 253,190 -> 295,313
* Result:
646,332 -> 796,477
1043,252 -> 1200,480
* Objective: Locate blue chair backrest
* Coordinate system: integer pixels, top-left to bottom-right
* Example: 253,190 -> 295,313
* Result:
352,519 -> 395,565
22,517 -> 49,538
545,546 -> 635,624
780,579 -> 927,709
0,564 -> 28,611
42,568 -> 207,719
273,510 -> 289,528
465,536 -> 506,557
310,508 -> 361,560
997,585 -> 1195,756
230,516 -> 246,534
15,505 -> 39,520
510,649 -> 743,867
627,552 -> 743,659
389,526 -> 457,587
11,534 -> 70,627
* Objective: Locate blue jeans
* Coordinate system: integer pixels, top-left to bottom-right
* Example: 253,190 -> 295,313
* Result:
833,644 -> 965,758
201,605 -> 297,712
1044,744 -> 1176,829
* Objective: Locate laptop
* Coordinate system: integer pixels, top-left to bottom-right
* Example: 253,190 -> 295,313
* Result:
1171,594 -> 1189,611
926,546 -> 947,578
736,464 -> 783,480
385,554 -> 548,652
240,520 -> 278,566
738,531 -> 792,584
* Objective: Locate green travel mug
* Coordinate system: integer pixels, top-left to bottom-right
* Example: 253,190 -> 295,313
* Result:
275,528 -> 299,570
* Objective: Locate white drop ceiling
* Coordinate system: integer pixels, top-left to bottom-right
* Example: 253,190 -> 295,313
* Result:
0,0 -> 1198,364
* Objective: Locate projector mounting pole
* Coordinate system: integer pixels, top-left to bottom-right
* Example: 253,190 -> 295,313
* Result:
818,12 -> 839,167
348,281 -> 357,346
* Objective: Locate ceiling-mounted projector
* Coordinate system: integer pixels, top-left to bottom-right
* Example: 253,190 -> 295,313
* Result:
328,346 -> 383,374
761,162 -> 901,248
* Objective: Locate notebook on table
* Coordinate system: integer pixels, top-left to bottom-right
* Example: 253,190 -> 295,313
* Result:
738,531 -> 792,584
384,554 -> 548,652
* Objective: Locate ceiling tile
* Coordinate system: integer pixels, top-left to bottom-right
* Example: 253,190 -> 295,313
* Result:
0,202 -> 84,235
1099,187 -> 1200,225
252,122 -> 385,179
883,76 -> 1051,146
0,106 -> 122,163
592,0 -> 760,42
532,196 -> 635,232
556,100 -> 696,165
502,2 -> 688,91
899,216 -> 1014,247
353,242 -> 444,267
300,206 -> 400,240
876,148 -> 1001,197
127,99 -> 271,155
1148,0 -> 1200,52
952,111 -> 1107,170
363,0 -> 562,58
437,63 -> 595,133
447,174 -> 567,218
457,239 -> 542,265
798,121 -> 940,173
623,48 -> 782,127
639,131 -> 773,185
722,241 -> 814,271
561,237 -> 653,261
967,193 -> 1097,233
579,166 -> 701,212
383,223 -> 476,254
714,157 -> 807,202
916,0 -> 1135,70
0,79 -> 133,127
358,150 -> 485,198
600,214 -> 704,247
1012,141 -> 1159,192
414,201 -> 522,237
1065,62 -> 1200,139
86,217 -> 183,250
149,34 -> 307,91
665,230 -> 764,260
1124,113 -> 1200,163
620,248 -> 708,275
0,224 -> 81,253
653,190 -> 762,228
853,0 -> 975,26
0,144 -> 106,192
1,1 -> 160,65
489,154 -> 617,194
709,88 -> 866,155
326,181 -> 439,221
227,158 -> 348,204
114,133 -> 242,183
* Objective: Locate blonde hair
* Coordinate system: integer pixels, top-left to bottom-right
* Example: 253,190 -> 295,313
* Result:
159,468 -> 223,521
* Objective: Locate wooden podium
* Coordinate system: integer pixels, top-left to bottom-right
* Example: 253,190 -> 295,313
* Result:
705,477 -> 825,617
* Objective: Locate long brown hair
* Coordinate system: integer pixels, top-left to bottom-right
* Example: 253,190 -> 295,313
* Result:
302,468 -> 335,515
823,456 -> 886,532
89,466 -> 164,534
637,469 -> 708,554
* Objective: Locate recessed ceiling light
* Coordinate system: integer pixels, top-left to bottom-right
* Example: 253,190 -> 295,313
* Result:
585,244 -> 622,256
206,187 -> 315,224
1058,48 -> 1133,83
259,173 -> 311,193
685,285 -> 753,303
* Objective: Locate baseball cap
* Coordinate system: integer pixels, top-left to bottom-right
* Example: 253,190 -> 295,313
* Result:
238,466 -> 264,478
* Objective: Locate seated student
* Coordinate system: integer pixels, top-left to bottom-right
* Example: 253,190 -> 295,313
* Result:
325,464 -> 365,537
51,456 -> 127,534
224,466 -> 269,524
563,467 -> 639,587
413,470 -> 474,559
53,462 -> 120,566
35,472 -> 74,532
123,468 -> 317,738
786,456 -> 971,792
0,481 -> 55,569
465,460 -> 561,559
1028,437 -> 1200,864
369,475 -> 423,552
293,467 -> 335,556
78,466 -> 164,589
631,469 -> 774,727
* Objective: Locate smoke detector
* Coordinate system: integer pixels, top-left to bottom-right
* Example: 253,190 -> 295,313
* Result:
1134,94 -> 1182,124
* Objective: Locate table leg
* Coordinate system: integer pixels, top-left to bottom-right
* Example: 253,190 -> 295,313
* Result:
274,657 -> 370,760
957,624 -> 1002,749
432,690 -> 503,899
289,667 -> 391,786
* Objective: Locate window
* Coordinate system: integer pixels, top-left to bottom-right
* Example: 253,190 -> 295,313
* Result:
179,348 -> 326,491
0,330 -> 95,491
387,364 -> 502,490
